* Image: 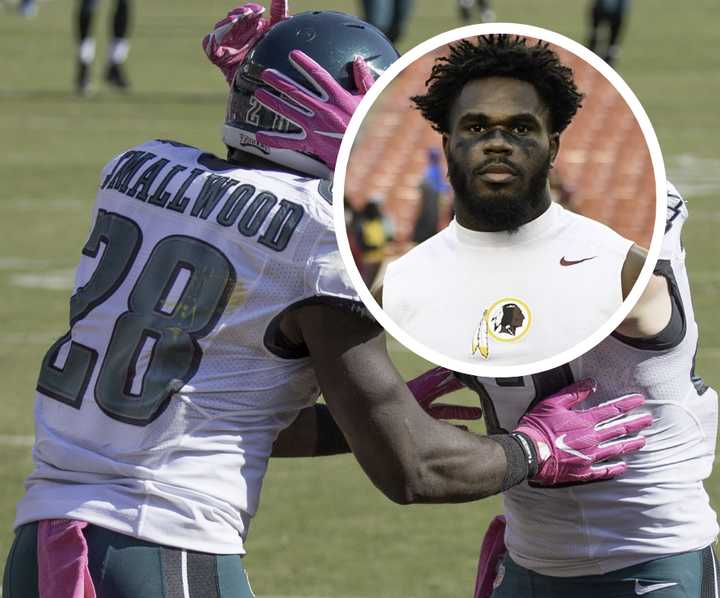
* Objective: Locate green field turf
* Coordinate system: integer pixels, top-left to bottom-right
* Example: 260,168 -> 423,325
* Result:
1,0 -> 719,596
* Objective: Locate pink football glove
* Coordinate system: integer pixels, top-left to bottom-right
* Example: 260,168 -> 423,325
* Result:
406,366 -> 482,421
202,0 -> 288,84
512,378 -> 652,486
254,49 -> 375,170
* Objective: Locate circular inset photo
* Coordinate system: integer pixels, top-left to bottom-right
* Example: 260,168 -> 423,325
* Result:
333,24 -> 665,377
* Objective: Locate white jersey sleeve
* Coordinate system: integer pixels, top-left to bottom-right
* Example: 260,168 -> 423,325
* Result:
662,180 -> 688,260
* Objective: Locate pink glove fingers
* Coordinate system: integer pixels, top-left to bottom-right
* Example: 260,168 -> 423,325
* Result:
589,393 -> 646,422
555,378 -> 597,409
253,49 -> 376,169
204,5 -> 265,53
593,435 -> 647,462
259,69 -> 322,112
589,460 -> 627,480
270,0 -> 288,24
254,86 -> 310,124
203,2 -> 288,85
405,367 -> 477,422
212,4 -> 264,31
595,413 -> 653,442
407,366 -> 465,407
515,377 -> 652,486
288,50 -> 346,103
352,56 -> 375,94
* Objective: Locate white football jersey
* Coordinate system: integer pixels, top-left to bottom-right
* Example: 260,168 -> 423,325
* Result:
383,203 -> 633,366
15,139 -> 359,554
460,183 -> 718,576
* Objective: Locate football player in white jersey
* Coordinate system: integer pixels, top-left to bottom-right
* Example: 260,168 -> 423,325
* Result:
2,5 -> 652,598
380,35 -> 648,368
461,181 -> 718,598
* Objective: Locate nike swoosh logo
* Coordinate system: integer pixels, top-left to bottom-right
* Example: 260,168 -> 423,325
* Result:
630,580 -> 679,595
560,256 -> 597,266
554,434 -> 592,461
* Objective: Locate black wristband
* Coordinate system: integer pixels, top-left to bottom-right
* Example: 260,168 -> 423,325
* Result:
509,432 -> 539,478
315,404 -> 351,456
490,433 -> 534,491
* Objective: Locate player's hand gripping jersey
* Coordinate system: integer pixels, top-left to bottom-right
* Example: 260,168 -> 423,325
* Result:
15,139 -> 357,554
460,183 -> 718,576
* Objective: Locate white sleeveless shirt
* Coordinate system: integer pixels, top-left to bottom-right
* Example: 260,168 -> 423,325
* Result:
383,203 -> 633,367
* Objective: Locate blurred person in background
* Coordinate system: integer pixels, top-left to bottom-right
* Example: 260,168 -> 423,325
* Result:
344,198 -> 365,273
587,0 -> 631,67
357,195 -> 394,286
18,0 -> 37,18
458,0 -> 495,24
75,0 -> 132,95
360,0 -> 413,43
412,147 -> 450,244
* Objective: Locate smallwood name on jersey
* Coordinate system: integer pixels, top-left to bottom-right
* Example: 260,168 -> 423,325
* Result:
99,139 -> 312,251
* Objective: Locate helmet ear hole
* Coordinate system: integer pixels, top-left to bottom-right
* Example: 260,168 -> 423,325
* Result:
223,10 -> 399,176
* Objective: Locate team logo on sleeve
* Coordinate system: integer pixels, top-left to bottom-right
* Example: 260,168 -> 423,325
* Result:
472,297 -> 532,359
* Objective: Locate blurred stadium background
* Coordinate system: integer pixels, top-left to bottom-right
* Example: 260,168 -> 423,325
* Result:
1,1 -> 718,596
346,43 -> 655,250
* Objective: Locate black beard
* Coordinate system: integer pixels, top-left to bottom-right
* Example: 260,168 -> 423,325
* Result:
448,154 -> 551,233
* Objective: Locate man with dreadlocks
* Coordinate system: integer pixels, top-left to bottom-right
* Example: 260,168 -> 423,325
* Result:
379,35 -> 649,368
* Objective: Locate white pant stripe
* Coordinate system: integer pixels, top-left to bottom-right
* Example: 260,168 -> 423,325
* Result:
181,550 -> 190,598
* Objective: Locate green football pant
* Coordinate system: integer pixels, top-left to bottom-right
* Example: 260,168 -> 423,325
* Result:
491,545 -> 718,598
3,521 -> 255,598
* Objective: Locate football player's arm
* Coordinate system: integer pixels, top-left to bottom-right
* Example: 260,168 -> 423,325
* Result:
617,244 -> 672,337
271,404 -> 350,457
291,303 -> 513,504
271,364 -> 478,458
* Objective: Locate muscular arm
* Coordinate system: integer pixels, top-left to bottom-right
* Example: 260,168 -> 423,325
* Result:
617,244 -> 672,337
271,404 -> 350,457
288,303 -> 511,504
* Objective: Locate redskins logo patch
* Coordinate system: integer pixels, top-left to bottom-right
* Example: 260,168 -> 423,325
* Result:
472,297 -> 532,359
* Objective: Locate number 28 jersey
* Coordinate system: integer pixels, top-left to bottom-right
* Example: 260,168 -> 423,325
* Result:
15,139 -> 358,554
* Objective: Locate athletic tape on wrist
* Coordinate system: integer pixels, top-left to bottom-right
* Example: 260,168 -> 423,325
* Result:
510,432 -> 539,478
490,434 -> 531,491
